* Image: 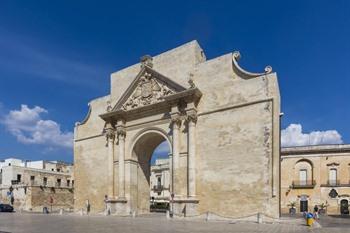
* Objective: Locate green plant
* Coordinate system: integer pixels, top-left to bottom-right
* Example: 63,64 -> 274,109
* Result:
319,202 -> 329,209
287,201 -> 296,208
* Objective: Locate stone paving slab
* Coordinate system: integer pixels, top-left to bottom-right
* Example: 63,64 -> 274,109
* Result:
0,213 -> 347,233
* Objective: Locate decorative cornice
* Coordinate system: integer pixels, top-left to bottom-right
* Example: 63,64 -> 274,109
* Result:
75,103 -> 92,126
232,51 -> 272,79
281,144 -> 350,156
111,66 -> 186,112
326,162 -> 340,167
100,88 -> 202,123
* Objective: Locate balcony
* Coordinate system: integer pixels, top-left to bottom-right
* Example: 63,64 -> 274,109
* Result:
291,180 -> 316,189
11,180 -> 24,185
153,185 -> 164,191
321,180 -> 350,187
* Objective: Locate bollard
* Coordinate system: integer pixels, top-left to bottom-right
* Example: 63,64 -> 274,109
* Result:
59,209 -> 63,215
257,213 -> 263,224
166,210 -> 170,219
206,212 -> 210,221
132,211 -> 136,218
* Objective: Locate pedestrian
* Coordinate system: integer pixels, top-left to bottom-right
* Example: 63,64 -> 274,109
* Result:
10,195 -> 14,206
104,195 -> 110,215
85,199 -> 90,215
313,205 -> 319,219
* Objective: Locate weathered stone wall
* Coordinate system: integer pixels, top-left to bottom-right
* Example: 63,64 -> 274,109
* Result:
30,187 -> 74,212
0,187 -> 73,212
192,53 -> 280,218
74,40 -> 280,218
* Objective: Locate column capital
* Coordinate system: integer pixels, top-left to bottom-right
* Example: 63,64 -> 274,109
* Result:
171,114 -> 182,128
104,123 -> 116,141
116,126 -> 126,140
186,110 -> 197,124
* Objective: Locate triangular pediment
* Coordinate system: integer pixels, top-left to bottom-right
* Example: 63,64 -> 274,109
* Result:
113,66 -> 186,111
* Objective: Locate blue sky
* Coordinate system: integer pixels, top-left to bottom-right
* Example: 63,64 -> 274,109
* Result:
0,0 -> 349,163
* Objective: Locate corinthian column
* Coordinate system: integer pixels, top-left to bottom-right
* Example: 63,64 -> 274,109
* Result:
117,126 -> 126,200
187,111 -> 197,198
171,114 -> 181,197
105,123 -> 115,199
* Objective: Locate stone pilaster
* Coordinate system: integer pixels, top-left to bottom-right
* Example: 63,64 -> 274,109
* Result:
105,123 -> 115,199
116,125 -> 126,200
171,114 -> 181,198
187,110 -> 197,198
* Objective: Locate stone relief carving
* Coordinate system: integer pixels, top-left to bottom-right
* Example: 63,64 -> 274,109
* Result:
122,71 -> 175,110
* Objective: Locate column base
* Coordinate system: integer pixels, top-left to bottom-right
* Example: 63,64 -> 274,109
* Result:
172,197 -> 199,217
106,198 -> 129,216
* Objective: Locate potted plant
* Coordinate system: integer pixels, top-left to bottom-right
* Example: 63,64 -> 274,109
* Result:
288,201 -> 297,215
319,202 -> 328,215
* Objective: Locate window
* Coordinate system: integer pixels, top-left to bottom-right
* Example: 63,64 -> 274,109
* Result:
17,174 -> 22,182
30,176 -> 35,185
57,178 -> 61,187
157,177 -> 161,186
72,180 -> 74,187
329,168 -> 337,185
57,168 -> 60,172
67,180 -> 70,187
299,169 -> 307,185
43,177 -> 48,186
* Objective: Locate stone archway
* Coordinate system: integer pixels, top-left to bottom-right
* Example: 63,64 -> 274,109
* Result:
74,43 -> 281,219
130,129 -> 171,214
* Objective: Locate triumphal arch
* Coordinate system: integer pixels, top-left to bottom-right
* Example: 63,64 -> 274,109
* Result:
74,41 -> 281,220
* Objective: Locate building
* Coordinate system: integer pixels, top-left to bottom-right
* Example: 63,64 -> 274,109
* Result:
150,158 -> 170,204
74,40 -> 280,220
0,158 -> 74,212
281,145 -> 350,215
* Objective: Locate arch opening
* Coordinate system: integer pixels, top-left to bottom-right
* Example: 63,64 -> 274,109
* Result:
131,130 -> 171,214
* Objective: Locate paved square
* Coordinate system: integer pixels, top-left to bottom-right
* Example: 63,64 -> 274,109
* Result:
0,213 -> 348,233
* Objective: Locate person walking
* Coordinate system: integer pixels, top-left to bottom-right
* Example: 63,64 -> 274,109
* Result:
313,205 -> 319,219
85,199 -> 90,215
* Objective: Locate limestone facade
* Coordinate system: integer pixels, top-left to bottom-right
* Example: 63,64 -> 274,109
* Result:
74,41 -> 281,219
0,158 -> 74,212
150,158 -> 170,204
281,145 -> 350,215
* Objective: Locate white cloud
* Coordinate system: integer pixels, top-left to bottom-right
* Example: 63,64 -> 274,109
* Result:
2,105 -> 73,149
281,123 -> 343,147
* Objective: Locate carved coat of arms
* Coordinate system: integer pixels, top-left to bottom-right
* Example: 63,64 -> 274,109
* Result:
122,72 -> 174,110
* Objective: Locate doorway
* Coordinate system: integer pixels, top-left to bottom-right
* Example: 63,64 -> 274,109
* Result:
300,200 -> 308,212
340,199 -> 349,215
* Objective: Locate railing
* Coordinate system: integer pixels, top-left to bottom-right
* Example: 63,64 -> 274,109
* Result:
321,180 -> 350,187
153,185 -> 164,191
11,180 -> 24,185
291,180 -> 316,189
9,180 -> 73,189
